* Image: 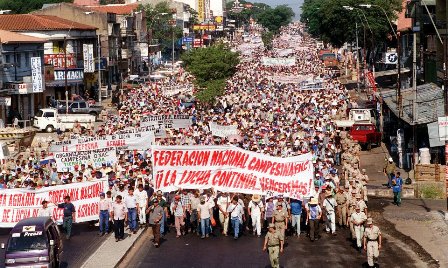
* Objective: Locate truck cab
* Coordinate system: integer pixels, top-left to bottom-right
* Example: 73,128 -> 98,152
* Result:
349,123 -> 382,150
2,217 -> 63,268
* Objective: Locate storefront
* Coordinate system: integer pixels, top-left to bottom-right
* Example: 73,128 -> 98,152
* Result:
45,68 -> 85,105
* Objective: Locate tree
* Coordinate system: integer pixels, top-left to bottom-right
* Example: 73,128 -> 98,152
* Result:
256,5 -> 295,33
181,44 -> 239,103
301,0 -> 402,47
0,0 -> 73,14
140,2 -> 183,58
261,31 -> 274,49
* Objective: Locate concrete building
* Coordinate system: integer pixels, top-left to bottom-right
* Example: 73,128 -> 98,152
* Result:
0,14 -> 97,114
0,30 -> 46,122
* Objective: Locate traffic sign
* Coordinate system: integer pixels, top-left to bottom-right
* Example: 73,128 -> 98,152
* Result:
182,37 -> 194,43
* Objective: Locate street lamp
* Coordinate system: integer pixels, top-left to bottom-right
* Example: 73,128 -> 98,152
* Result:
359,3 -> 402,117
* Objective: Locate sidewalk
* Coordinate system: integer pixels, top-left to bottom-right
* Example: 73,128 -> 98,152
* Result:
383,199 -> 448,267
81,227 -> 145,268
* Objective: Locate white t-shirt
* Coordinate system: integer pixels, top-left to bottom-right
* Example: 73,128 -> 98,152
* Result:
248,200 -> 264,216
135,189 -> 148,207
227,203 -> 244,222
124,194 -> 137,209
37,207 -> 52,218
198,202 -> 211,219
217,196 -> 230,212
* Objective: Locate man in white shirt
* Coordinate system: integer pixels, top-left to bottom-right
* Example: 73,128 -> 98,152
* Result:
124,187 -> 139,234
323,192 -> 337,235
227,197 -> 245,240
248,194 -> 264,237
37,200 -> 52,218
217,192 -> 230,236
198,196 -> 212,239
135,184 -> 148,226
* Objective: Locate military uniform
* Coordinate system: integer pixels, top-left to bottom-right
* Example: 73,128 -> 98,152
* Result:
273,209 -> 288,237
350,210 -> 367,248
265,228 -> 284,268
364,223 -> 381,267
335,190 -> 348,227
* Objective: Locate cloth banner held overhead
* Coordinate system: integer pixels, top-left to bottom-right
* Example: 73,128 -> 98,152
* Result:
54,147 -> 117,172
48,129 -> 157,152
274,48 -> 294,57
209,122 -> 238,138
141,114 -> 191,129
152,146 -> 314,199
261,57 -> 296,66
0,179 -> 108,228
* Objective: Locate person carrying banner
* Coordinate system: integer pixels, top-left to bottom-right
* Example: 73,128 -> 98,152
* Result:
248,194 -> 264,237
98,192 -> 111,236
57,196 -> 76,240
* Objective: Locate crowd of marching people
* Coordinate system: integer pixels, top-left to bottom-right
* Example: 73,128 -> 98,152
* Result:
1,22 -> 384,268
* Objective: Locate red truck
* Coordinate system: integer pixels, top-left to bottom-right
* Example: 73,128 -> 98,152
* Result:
349,123 -> 382,150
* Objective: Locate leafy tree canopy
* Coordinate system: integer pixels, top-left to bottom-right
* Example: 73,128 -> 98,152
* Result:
181,44 -> 239,103
0,0 -> 72,14
256,5 -> 295,33
300,0 -> 402,47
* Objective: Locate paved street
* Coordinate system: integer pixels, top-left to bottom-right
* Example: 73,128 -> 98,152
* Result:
0,223 -> 106,267
122,198 -> 425,268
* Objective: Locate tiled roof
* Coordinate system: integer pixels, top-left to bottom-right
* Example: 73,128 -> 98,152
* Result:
86,3 -> 140,15
74,0 -> 100,6
0,14 -> 97,31
0,30 -> 46,44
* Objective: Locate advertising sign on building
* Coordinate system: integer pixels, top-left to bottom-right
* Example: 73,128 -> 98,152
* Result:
54,69 -> 84,81
31,57 -> 43,93
197,0 -> 205,22
83,44 -> 94,73
44,54 -> 76,68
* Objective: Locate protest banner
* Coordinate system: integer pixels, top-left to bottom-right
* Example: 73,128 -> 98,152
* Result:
269,74 -> 312,84
163,85 -> 193,97
152,146 -> 314,199
274,48 -> 294,57
209,122 -> 239,138
49,129 -> 157,152
141,114 -> 191,129
54,148 -> 117,172
261,57 -> 296,66
0,179 -> 107,227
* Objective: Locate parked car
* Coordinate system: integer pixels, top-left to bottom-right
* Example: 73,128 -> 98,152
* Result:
56,100 -> 102,118
33,108 -> 96,133
2,217 -> 63,268
349,123 -> 382,150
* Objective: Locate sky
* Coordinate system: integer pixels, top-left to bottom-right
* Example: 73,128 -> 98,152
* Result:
252,0 -> 304,20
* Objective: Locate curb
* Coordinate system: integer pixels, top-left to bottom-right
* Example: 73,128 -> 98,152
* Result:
114,226 -> 148,268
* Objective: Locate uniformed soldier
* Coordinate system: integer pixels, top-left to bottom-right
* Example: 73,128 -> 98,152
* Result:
350,205 -> 367,252
272,203 -> 288,238
263,223 -> 284,268
335,188 -> 348,228
355,193 -> 368,215
363,218 -> 382,268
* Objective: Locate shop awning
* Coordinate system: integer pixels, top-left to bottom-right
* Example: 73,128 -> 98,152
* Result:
375,67 -> 410,78
45,80 -> 83,87
380,83 -> 443,125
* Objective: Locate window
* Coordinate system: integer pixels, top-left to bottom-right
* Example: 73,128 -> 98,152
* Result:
7,232 -> 48,252
25,52 -> 29,67
44,112 -> 55,118
5,54 -> 10,63
15,53 -> 21,67
79,102 -> 87,108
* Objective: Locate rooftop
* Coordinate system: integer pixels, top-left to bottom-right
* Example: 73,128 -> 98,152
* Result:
380,83 -> 443,126
0,14 -> 97,31
0,30 -> 46,44
86,3 -> 140,15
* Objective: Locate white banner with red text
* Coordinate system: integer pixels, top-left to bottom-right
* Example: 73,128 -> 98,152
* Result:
261,57 -> 296,66
49,128 -> 157,152
152,146 -> 313,199
141,114 -> 192,129
208,122 -> 239,138
54,147 -> 117,172
0,179 -> 107,228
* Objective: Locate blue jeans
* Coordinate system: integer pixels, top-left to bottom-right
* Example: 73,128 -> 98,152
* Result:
99,210 -> 109,233
335,153 -> 341,166
201,218 -> 210,237
160,213 -> 166,234
127,208 -> 137,231
231,217 -> 240,238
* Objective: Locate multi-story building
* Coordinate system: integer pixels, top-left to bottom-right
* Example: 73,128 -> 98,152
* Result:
0,14 -> 97,119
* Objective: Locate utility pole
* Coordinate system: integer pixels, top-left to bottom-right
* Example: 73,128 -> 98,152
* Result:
444,34 -> 448,213
412,32 -> 417,167
64,36 -> 68,114
397,32 -> 402,117
356,22 -> 360,92
97,34 -> 102,105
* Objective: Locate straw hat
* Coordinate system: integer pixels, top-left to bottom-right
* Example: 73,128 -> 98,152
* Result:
252,194 -> 261,202
309,197 -> 318,205
366,218 -> 373,225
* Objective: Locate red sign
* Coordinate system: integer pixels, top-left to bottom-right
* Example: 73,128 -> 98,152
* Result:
366,71 -> 377,92
44,54 -> 76,68
193,39 -> 202,48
